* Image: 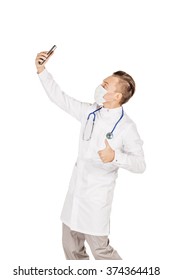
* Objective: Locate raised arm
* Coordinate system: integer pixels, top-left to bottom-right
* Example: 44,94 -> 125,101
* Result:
35,51 -> 91,121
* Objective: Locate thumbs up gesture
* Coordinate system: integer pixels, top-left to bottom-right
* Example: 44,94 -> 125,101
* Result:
98,139 -> 115,163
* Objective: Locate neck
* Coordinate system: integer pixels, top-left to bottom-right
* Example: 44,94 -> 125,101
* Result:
103,102 -> 121,109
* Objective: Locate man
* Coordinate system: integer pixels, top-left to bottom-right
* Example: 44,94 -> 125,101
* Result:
35,50 -> 146,260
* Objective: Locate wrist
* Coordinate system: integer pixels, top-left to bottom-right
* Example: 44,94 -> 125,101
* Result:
37,66 -> 45,74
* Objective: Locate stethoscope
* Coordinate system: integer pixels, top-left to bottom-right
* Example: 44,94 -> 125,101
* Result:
82,106 -> 124,141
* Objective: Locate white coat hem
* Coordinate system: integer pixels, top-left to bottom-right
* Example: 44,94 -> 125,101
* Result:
61,219 -> 110,237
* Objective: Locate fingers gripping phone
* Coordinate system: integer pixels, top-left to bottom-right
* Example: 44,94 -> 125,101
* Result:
38,45 -> 57,65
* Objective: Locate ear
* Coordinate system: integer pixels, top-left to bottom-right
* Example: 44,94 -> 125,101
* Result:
114,92 -> 123,102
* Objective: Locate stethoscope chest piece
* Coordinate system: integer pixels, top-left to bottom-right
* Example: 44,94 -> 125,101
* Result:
106,132 -> 113,139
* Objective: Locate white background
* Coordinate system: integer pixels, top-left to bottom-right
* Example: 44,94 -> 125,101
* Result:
0,0 -> 173,279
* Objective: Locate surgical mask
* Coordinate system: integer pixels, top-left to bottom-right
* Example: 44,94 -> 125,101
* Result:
94,85 -> 107,105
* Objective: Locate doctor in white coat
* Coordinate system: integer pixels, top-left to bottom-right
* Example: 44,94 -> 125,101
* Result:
35,50 -> 146,260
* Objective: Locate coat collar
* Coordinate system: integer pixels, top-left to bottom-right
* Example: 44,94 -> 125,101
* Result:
99,105 -> 123,119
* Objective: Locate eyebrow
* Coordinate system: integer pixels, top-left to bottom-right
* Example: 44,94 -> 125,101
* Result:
103,80 -> 109,84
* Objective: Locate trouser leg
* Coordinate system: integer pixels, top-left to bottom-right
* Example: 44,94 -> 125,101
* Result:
85,234 -> 122,260
62,223 -> 89,260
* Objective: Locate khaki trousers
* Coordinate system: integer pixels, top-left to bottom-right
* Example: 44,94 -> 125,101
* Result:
62,223 -> 122,260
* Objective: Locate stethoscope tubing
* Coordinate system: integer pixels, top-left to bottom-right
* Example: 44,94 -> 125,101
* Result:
87,107 -> 102,121
87,106 -> 124,135
110,107 -> 124,134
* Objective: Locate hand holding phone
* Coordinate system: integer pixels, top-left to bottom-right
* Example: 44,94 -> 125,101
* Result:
38,45 -> 57,65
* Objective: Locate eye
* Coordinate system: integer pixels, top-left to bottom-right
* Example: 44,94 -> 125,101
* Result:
102,82 -> 108,89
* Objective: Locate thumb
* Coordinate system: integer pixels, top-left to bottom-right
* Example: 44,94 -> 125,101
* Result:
105,139 -> 110,148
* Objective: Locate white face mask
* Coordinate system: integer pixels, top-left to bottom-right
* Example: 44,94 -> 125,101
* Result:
94,85 -> 107,105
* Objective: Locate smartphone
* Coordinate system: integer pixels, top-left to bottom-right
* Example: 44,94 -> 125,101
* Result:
38,45 -> 57,65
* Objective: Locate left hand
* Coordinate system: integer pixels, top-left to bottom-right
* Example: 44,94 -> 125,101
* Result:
98,139 -> 115,163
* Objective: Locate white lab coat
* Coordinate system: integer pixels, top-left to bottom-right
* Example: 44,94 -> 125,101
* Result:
38,69 -> 146,236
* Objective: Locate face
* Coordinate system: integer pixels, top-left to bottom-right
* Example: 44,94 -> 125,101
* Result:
101,76 -> 122,104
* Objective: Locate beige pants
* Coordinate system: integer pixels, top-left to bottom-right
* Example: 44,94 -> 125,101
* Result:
62,223 -> 122,260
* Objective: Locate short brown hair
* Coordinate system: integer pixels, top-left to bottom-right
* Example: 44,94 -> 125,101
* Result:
113,71 -> 136,105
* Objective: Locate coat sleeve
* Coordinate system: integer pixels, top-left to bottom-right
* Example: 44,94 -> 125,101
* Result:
112,123 -> 146,173
38,69 -> 91,121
